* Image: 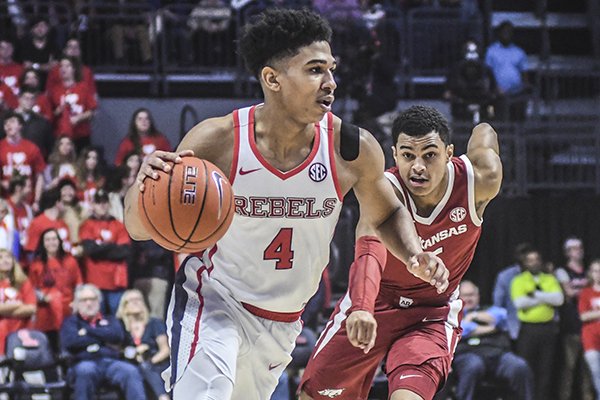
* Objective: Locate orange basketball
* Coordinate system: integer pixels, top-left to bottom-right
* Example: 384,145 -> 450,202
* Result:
138,157 -> 234,253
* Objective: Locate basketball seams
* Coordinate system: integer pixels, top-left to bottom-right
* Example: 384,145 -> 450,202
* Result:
185,188 -> 234,244
140,179 -> 185,250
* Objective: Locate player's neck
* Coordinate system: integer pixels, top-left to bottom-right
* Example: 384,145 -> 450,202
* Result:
410,170 -> 450,216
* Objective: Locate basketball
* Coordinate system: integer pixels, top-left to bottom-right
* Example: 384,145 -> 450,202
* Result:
138,157 -> 235,253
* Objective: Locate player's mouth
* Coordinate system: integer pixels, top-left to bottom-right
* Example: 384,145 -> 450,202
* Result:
317,96 -> 334,111
409,176 -> 429,187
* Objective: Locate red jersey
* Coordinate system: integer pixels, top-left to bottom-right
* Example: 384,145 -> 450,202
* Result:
48,82 -> 97,139
114,134 -> 172,165
24,213 -> 71,253
381,155 -> 482,307
0,138 -> 46,191
33,93 -> 53,121
0,81 -> 18,110
29,255 -> 83,331
46,65 -> 97,99
579,286 -> 600,351
79,217 -> 130,290
0,62 -> 24,95
0,278 -> 35,354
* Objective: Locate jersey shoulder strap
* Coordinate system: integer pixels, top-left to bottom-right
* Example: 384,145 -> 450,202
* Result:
340,121 -> 360,161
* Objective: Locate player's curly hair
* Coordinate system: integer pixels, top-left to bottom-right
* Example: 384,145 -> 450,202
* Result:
392,105 -> 451,145
239,8 -> 332,79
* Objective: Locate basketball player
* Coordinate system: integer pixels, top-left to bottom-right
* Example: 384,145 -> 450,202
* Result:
299,106 -> 503,400
124,9 -> 448,400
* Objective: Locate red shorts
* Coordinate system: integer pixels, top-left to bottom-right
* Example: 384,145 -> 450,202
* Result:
299,294 -> 461,400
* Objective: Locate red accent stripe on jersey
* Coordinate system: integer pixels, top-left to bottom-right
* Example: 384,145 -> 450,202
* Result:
230,109 -> 241,185
248,106 -> 321,181
326,112 -> 342,200
188,266 -> 207,362
241,302 -> 303,322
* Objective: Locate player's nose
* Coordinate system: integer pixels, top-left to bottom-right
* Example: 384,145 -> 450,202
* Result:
322,70 -> 337,91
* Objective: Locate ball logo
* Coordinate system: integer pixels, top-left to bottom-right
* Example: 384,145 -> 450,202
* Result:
308,163 -> 327,182
211,171 -> 225,219
182,166 -> 198,205
449,207 -> 467,222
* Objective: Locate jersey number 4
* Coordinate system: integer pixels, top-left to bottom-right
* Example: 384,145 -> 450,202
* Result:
264,228 -> 294,269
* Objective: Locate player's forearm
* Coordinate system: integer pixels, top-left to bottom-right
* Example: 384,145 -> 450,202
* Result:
375,206 -> 422,264
124,186 -> 151,241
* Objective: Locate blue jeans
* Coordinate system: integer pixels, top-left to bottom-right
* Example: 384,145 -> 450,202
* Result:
139,360 -> 169,397
101,289 -> 124,316
270,370 -> 290,400
69,358 -> 146,400
585,350 -> 600,400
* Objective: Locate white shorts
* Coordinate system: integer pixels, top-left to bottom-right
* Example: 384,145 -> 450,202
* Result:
163,256 -> 302,400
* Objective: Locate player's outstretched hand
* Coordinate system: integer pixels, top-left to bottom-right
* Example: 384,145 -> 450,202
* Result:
346,310 -> 377,354
407,253 -> 449,294
136,149 -> 195,192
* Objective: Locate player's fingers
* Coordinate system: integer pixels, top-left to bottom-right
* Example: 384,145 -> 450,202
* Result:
429,260 -> 446,287
436,269 -> 450,294
174,149 -> 195,162
364,331 -> 376,354
346,322 -> 360,348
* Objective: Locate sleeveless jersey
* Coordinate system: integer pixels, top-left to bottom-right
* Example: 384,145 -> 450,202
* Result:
206,105 -> 343,315
381,155 -> 482,307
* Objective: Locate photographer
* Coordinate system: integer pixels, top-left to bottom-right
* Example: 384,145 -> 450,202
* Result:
117,289 -> 170,400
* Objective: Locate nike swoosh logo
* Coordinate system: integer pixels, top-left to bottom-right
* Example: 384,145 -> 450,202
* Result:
268,362 -> 282,371
239,167 -> 261,175
422,317 -> 445,323
399,374 -> 422,380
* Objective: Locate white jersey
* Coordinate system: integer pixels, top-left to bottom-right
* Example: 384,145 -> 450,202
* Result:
206,105 -> 343,316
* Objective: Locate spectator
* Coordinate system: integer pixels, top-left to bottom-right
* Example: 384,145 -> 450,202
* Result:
0,198 -> 17,254
29,228 -> 82,351
19,68 -> 53,121
0,38 -> 24,96
0,78 -> 18,113
0,111 -> 46,210
106,0 -> 154,65
511,246 -> 564,400
79,190 -> 131,315
16,17 -> 59,81
0,248 -> 35,355
131,240 -> 173,320
23,187 -> 71,261
75,145 -> 107,213
58,178 -> 88,250
114,108 -> 171,166
493,243 -> 532,344
11,85 -> 54,156
445,39 -> 498,123
43,135 -> 78,190
5,174 -> 34,262
47,56 -> 97,152
60,283 -> 146,399
187,0 -> 233,66
555,237 -> 594,400
452,280 -> 533,400
116,289 -> 170,400
46,37 -> 97,99
484,21 -> 529,120
579,259 -> 600,400
107,164 -> 137,222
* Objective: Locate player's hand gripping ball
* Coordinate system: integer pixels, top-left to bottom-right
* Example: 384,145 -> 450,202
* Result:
138,157 -> 234,252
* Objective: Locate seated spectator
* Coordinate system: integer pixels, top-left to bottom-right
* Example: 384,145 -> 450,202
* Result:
107,164 -> 137,222
106,0 -> 153,65
16,17 -> 59,82
58,178 -> 88,249
484,21 -> 529,120
511,246 -> 564,400
47,56 -> 97,152
0,38 -> 24,97
76,145 -> 107,213
187,0 -> 233,66
116,289 -> 170,400
0,248 -> 36,355
445,39 -> 498,123
79,190 -> 131,315
46,37 -> 97,99
29,228 -> 82,351
0,78 -> 18,113
0,111 -> 46,210
114,108 -> 171,166
11,85 -> 54,156
6,174 -> 34,263
19,68 -> 53,121
579,259 -> 600,400
43,135 -> 78,190
60,283 -> 146,399
452,280 -> 533,400
0,198 -> 17,254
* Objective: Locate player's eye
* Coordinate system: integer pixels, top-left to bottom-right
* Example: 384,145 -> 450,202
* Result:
424,152 -> 437,159
402,153 -> 415,160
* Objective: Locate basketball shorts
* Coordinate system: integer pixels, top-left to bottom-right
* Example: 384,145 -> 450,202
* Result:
163,256 -> 303,400
300,292 -> 462,400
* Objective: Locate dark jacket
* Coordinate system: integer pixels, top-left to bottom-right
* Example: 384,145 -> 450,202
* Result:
60,314 -> 124,361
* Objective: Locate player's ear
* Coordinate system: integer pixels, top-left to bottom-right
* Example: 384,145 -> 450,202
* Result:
260,66 -> 280,92
391,145 -> 398,165
446,144 -> 454,159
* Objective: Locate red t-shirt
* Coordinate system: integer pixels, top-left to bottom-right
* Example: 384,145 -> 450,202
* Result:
33,93 -> 53,121
114,134 -> 172,166
0,138 -> 46,195
0,62 -> 24,95
0,81 -> 18,110
79,217 -> 131,290
579,286 -> 600,351
24,213 -> 71,254
29,255 -> 83,331
46,65 -> 97,100
0,278 -> 35,354
48,81 -> 97,139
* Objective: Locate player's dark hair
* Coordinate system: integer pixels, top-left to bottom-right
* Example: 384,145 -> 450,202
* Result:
391,105 -> 450,145
239,8 -> 332,78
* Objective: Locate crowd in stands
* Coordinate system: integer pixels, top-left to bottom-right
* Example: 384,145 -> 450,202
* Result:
0,1 -> 596,399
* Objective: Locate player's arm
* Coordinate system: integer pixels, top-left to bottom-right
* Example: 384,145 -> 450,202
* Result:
124,116 -> 232,240
466,123 -> 503,216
